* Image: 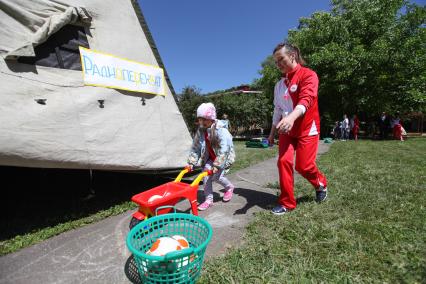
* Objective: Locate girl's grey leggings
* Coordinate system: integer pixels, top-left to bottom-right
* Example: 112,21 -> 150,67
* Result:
202,160 -> 233,201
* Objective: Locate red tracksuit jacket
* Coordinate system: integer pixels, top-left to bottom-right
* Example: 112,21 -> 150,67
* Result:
284,64 -> 321,138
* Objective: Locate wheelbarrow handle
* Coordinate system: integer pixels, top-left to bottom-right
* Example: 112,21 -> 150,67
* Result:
174,167 -> 191,182
190,170 -> 213,187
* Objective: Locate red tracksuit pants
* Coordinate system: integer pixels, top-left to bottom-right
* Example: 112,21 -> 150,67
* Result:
393,125 -> 402,140
277,134 -> 327,209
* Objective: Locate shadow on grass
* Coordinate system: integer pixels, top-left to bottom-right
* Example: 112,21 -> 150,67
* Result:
265,181 -> 316,205
0,166 -> 172,244
296,195 -> 315,203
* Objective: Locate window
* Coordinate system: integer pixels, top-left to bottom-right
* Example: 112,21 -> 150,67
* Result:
18,24 -> 89,71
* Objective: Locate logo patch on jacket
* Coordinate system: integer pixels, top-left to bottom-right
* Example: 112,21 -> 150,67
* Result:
283,89 -> 290,100
290,84 -> 298,92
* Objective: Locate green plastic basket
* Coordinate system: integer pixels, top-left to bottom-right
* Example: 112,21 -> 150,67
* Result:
126,207 -> 213,284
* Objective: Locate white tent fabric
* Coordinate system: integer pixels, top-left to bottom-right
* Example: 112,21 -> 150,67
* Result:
0,0 -> 91,59
0,0 -> 193,170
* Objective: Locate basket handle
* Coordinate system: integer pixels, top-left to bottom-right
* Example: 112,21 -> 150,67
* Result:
155,205 -> 177,216
164,247 -> 195,261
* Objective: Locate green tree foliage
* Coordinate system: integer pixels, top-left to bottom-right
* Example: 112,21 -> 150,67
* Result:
177,85 -> 204,133
177,85 -> 270,135
257,0 -> 426,122
210,91 -> 270,133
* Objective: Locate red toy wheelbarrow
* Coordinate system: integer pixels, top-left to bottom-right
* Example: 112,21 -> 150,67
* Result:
129,167 -> 212,229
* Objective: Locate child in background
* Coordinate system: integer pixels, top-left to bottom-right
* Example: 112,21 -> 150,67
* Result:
392,113 -> 404,141
352,114 -> 360,141
187,103 -> 236,211
332,121 -> 340,139
341,114 -> 350,140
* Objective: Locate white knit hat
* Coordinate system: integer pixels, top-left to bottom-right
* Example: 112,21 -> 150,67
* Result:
196,103 -> 216,120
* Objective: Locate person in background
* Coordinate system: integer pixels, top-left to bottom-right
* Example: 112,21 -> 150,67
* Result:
341,114 -> 349,140
351,114 -> 360,141
378,112 -> 390,140
332,121 -> 340,140
392,112 -> 404,141
222,113 -> 230,130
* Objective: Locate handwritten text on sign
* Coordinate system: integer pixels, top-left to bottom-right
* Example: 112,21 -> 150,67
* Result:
79,47 -> 165,95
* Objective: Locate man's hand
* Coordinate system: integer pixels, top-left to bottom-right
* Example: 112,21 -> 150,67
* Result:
212,167 -> 219,174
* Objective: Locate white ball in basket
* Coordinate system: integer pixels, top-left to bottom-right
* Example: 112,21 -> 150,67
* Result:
171,235 -> 190,249
146,237 -> 182,256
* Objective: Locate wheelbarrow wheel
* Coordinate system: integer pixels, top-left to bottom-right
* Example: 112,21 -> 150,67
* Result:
129,217 -> 142,230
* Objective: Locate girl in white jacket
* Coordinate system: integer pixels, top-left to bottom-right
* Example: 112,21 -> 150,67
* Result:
187,103 -> 236,211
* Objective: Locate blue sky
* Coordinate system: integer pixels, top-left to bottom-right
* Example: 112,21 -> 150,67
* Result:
138,0 -> 424,94
138,0 -> 332,94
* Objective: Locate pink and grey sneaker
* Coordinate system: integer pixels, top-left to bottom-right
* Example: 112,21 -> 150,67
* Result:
223,186 -> 234,202
198,199 -> 213,211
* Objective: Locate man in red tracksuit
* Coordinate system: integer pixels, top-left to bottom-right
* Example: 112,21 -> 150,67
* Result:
268,42 -> 328,215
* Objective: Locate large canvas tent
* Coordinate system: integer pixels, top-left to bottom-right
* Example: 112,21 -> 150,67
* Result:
0,0 -> 192,170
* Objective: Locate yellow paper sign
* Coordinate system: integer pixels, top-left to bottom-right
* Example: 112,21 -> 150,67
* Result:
79,47 -> 165,95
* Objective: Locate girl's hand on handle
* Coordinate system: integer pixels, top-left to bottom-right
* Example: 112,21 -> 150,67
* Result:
185,165 -> 193,172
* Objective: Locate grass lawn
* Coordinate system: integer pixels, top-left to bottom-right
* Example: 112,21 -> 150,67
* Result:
229,141 -> 277,173
0,141 -> 277,256
199,138 -> 426,283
